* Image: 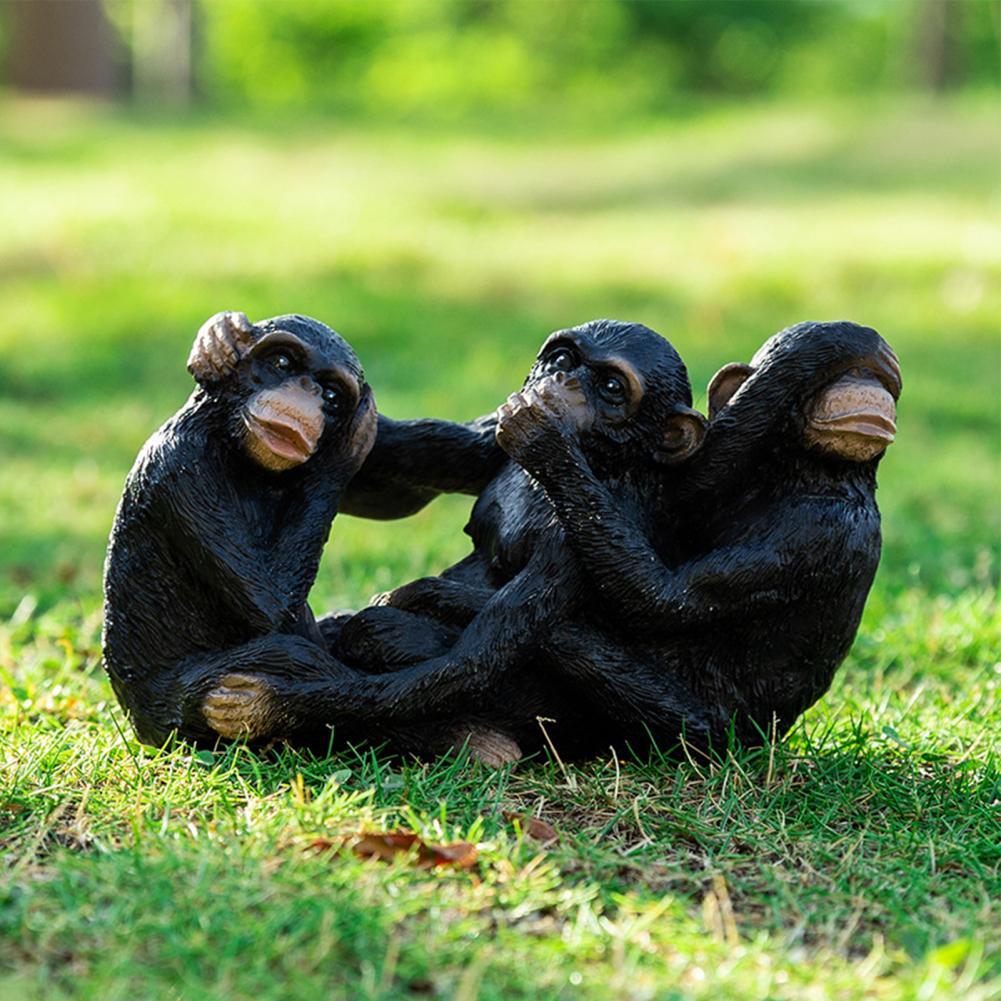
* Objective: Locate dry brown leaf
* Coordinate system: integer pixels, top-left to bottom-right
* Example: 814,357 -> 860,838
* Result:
503,811 -> 561,845
306,831 -> 478,869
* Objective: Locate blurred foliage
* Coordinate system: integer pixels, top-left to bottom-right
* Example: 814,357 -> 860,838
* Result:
89,0 -> 1000,119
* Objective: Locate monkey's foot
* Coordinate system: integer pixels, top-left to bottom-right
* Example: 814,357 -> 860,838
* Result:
203,672 -> 278,740
454,728 -> 522,768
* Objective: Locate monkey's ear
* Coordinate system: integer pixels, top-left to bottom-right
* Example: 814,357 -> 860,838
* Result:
707,363 -> 754,420
655,406 -> 707,465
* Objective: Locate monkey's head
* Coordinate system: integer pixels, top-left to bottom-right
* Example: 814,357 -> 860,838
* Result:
525,319 -> 706,469
707,320 -> 901,463
202,314 -> 370,473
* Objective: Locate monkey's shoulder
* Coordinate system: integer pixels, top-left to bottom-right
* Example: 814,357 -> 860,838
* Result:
117,405 -> 229,522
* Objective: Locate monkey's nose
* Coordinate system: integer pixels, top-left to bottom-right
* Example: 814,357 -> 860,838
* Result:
552,371 -> 567,385
298,376 -> 319,394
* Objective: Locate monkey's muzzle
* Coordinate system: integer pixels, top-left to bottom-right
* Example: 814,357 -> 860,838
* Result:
243,384 -> 325,470
805,373 -> 897,462
244,413 -> 315,464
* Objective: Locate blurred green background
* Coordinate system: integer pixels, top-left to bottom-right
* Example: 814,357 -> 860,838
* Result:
0,0 -> 997,618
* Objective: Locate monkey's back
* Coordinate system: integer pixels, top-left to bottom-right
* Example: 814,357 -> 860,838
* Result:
101,408 -> 248,721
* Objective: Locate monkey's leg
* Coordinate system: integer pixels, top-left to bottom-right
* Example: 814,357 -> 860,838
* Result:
541,623 -> 721,757
372,551 -> 496,630
191,549 -> 576,756
338,606 -> 460,671
316,611 -> 354,652
372,577 -> 495,628
192,634 -> 477,757
330,607 -> 522,764
175,633 -> 353,743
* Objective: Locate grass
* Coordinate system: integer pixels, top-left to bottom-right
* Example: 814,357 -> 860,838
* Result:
1,94 -> 999,999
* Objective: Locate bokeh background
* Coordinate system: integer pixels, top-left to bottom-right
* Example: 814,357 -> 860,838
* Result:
0,0 -> 997,620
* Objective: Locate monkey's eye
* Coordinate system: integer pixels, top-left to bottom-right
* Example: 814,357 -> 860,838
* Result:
322,386 -> 340,405
547,348 -> 575,372
270,353 -> 292,372
599,374 -> 627,404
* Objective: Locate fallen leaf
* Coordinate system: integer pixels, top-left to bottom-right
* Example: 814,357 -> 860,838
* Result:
306,831 -> 478,869
503,811 -> 560,845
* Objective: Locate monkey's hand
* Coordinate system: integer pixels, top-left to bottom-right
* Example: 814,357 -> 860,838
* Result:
496,377 -> 586,477
187,310 -> 258,385
202,672 -> 282,740
372,575 -> 491,626
372,577 -> 443,612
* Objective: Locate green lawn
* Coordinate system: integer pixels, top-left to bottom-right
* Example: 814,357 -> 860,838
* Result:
1,96 -> 998,1000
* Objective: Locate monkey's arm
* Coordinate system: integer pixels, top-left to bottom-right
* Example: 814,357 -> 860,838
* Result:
540,622 -> 723,747
228,542 -> 578,736
526,450 -> 806,632
373,553 -> 495,628
338,413 -> 504,519
153,465 -> 309,634
187,314 -> 503,519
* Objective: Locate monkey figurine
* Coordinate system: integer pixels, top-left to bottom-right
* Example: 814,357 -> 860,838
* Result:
102,314 -> 376,746
184,316 -> 900,762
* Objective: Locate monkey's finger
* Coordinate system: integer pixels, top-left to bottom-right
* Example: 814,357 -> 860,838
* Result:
186,340 -> 215,380
220,313 -> 256,361
228,311 -> 257,350
218,672 -> 268,691
522,386 -> 552,411
210,325 -> 239,368
229,310 -> 253,333
535,379 -> 572,411
195,329 -> 229,382
207,326 -> 241,378
204,690 -> 256,710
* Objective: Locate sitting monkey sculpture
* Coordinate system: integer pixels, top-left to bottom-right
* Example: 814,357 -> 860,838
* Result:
102,315 -> 376,745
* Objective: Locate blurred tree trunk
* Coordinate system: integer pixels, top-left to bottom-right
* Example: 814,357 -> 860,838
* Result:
913,0 -> 960,91
132,0 -> 192,106
7,0 -> 117,96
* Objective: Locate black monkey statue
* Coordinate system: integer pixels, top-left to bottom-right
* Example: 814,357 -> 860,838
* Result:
499,320 -> 901,753
102,315 -> 376,745
335,319 -> 704,666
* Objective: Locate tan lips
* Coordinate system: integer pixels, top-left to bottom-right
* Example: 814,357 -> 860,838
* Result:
805,374 -> 897,461
244,413 -> 314,463
243,383 -> 325,470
